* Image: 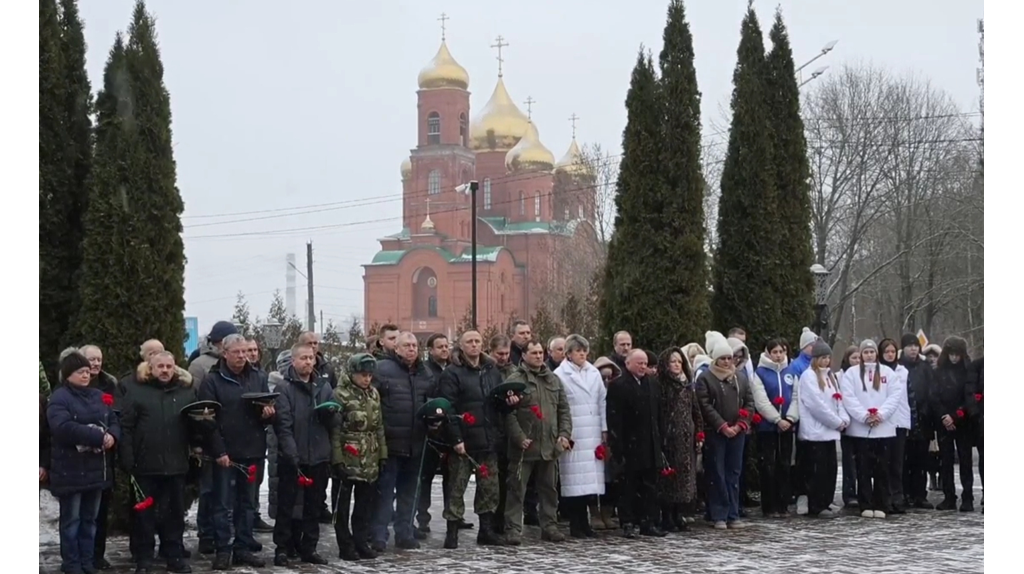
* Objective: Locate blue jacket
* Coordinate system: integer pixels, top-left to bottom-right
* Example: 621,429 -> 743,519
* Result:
46,384 -> 121,495
754,360 -> 799,432
790,352 -> 812,377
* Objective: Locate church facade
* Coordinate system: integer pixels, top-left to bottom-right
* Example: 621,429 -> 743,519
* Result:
363,32 -> 600,340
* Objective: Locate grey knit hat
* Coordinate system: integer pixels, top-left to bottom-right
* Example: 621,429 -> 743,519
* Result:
859,339 -> 878,353
811,339 -> 832,358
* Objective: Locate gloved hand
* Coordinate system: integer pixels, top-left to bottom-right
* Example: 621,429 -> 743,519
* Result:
317,407 -> 338,427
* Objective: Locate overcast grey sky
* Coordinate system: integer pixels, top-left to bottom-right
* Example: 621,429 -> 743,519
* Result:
77,0 -> 983,334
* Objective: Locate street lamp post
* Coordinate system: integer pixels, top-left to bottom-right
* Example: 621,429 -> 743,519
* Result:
796,40 -> 838,88
261,320 -> 283,371
810,264 -> 832,343
456,180 -> 481,329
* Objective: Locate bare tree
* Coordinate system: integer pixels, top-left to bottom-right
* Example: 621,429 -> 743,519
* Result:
577,142 -> 619,246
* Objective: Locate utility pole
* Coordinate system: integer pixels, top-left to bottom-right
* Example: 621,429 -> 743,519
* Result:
470,180 -> 479,329
306,241 -> 315,332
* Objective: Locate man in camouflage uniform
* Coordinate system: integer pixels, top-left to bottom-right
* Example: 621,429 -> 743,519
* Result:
438,330 -> 519,549
331,354 -> 386,561
503,340 -> 573,544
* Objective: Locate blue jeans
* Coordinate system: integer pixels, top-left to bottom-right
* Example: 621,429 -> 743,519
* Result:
197,463 -> 216,544
58,489 -> 103,573
706,432 -> 745,522
371,455 -> 419,545
212,459 -> 259,554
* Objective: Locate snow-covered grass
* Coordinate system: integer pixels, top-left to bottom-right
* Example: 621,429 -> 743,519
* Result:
39,490 -> 60,548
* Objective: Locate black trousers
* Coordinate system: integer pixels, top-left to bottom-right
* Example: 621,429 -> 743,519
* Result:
904,434 -> 931,503
840,434 -> 858,504
334,477 -> 376,548
135,474 -> 187,563
975,426 -> 984,488
757,432 -> 794,515
417,448 -> 450,528
618,469 -> 658,526
887,428 -> 907,507
94,487 -> 111,561
938,428 -> 974,502
254,458 -> 266,517
495,451 -> 509,530
801,441 -> 837,515
853,437 -> 891,512
274,462 -> 329,557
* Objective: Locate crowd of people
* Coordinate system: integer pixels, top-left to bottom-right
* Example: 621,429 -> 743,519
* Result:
39,319 -> 983,573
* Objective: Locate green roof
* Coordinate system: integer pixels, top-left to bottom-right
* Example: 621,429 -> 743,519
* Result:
378,227 -> 410,241
364,245 -> 507,267
480,217 -> 573,236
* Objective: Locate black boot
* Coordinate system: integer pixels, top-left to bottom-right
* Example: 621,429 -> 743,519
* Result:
672,506 -> 689,531
444,520 -> 460,549
338,543 -> 360,562
134,561 -> 151,574
621,522 -> 637,539
639,521 -> 667,537
579,501 -> 597,538
568,506 -> 586,539
660,507 -> 678,533
211,553 -> 231,571
476,512 -> 504,546
936,497 -> 957,511
354,540 -> 378,560
166,558 -> 192,574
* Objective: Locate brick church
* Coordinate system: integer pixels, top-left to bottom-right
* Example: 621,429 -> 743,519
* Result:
362,29 -> 601,340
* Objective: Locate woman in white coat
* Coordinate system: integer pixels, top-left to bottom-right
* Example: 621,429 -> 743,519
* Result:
797,340 -> 849,518
553,334 -> 607,538
840,339 -> 903,519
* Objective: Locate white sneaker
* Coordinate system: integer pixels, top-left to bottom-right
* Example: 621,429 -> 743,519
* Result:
714,521 -> 727,530
861,509 -> 874,518
796,495 -> 809,515
873,510 -> 886,519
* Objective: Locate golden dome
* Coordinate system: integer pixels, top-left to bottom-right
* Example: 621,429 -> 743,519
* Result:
469,77 -> 530,152
417,41 -> 469,90
400,158 -> 412,180
555,138 -> 592,176
421,213 -> 435,232
505,121 -> 555,173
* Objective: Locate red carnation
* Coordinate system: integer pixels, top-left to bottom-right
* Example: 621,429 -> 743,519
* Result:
594,444 -> 608,461
772,396 -> 785,407
461,412 -> 477,426
974,393 -> 982,402
478,464 -> 490,479
738,408 -> 750,419
344,444 -> 360,456
832,393 -> 842,401
133,496 -> 154,512
751,413 -> 763,425
247,472 -> 257,484
298,475 -> 314,487
101,393 -> 115,407
868,408 -> 878,415
247,464 -> 257,475
529,405 -> 543,420
695,431 -> 705,442
660,467 -> 677,477
956,408 -> 965,419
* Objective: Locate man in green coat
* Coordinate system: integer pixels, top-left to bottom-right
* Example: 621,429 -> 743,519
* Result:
503,340 -> 573,544
330,354 -> 386,561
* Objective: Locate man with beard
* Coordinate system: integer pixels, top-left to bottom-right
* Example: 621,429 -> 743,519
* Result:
370,332 -> 435,552
119,351 -> 198,574
607,349 -> 667,538
898,333 -> 936,510
438,330 -> 520,548
198,334 -> 275,569
416,334 -> 454,538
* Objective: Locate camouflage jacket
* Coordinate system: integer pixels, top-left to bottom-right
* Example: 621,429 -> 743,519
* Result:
330,373 -> 387,483
505,364 -> 573,462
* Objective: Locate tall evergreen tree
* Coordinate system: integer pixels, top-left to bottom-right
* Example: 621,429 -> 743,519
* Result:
765,8 -> 814,343
658,0 -> 709,345
710,4 -> 780,349
39,0 -> 93,380
73,1 -> 186,376
599,49 -> 678,353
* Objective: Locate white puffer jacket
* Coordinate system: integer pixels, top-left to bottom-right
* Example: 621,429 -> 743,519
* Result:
840,363 -> 903,439
797,368 -> 849,442
889,363 -> 911,429
554,359 -> 606,497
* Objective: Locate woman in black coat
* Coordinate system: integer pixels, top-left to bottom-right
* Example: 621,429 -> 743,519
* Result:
929,337 -> 974,511
47,352 -> 121,574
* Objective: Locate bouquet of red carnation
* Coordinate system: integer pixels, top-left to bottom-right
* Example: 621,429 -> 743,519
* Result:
529,405 -> 543,420
695,431 -> 705,443
101,393 -> 115,407
751,413 -> 763,425
772,396 -> 785,407
956,408 -> 965,419
595,444 -> 608,461
297,470 -> 314,487
832,393 -> 842,401
461,412 -> 477,426
129,476 -> 154,511
660,467 -> 677,477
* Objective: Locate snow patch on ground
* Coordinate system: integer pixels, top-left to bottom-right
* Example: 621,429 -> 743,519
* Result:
39,490 -> 60,548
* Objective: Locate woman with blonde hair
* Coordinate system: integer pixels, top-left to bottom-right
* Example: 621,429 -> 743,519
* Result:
840,339 -> 902,519
797,340 -> 849,518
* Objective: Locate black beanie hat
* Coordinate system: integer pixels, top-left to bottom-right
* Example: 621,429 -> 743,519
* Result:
208,321 -> 239,343
900,333 -> 920,349
60,351 -> 91,381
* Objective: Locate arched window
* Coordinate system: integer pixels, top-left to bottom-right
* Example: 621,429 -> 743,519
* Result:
483,178 -> 492,210
534,192 -> 541,219
459,113 -> 468,147
519,191 -> 525,216
427,112 -> 441,144
428,170 -> 441,195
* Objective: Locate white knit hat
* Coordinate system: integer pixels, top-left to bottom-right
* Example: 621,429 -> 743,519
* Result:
705,331 -> 728,356
710,340 -> 733,361
799,327 -> 818,351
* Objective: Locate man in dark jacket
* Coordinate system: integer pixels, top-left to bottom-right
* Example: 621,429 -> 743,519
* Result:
370,332 -> 435,552
439,330 -> 518,549
966,356 -> 984,506
610,331 -> 633,373
198,334 -> 274,569
271,343 -> 334,567
509,321 -> 531,367
416,333 -> 454,537
119,351 -> 198,574
297,331 -> 340,524
898,333 -> 936,509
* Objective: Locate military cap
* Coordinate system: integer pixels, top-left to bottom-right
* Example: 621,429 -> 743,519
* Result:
417,397 -> 454,422
241,391 -> 280,407
180,400 -> 222,422
491,381 -> 527,402
347,353 -> 378,375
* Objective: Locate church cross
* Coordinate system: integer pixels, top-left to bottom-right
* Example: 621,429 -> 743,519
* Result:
491,35 -> 509,77
524,96 -> 536,119
438,13 -> 449,41
569,113 -> 579,139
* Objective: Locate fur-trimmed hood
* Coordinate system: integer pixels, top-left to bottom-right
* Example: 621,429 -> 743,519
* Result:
136,361 -> 194,387
593,356 -> 622,379
449,347 -> 497,369
938,336 -> 970,369
657,346 -> 694,384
